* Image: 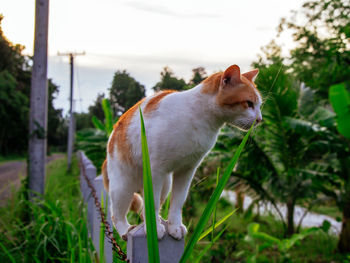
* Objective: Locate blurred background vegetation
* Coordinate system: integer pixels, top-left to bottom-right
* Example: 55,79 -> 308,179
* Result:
1,0 -> 350,262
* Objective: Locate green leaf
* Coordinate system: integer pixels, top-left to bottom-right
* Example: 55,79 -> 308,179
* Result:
180,121 -> 255,263
139,107 -> 160,263
194,226 -> 228,263
199,209 -> 236,241
329,83 -> 350,116
247,222 -> 260,235
329,83 -> 350,138
102,99 -> 114,135
92,116 -> 105,131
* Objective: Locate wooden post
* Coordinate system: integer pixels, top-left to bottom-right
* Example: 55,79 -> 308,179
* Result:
28,0 -> 49,199
67,54 -> 74,171
57,52 -> 85,171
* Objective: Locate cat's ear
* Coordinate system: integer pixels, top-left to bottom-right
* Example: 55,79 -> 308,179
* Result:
222,65 -> 241,86
242,69 -> 259,82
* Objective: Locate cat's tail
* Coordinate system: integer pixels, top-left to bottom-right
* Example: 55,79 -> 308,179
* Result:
101,159 -> 143,214
130,192 -> 143,215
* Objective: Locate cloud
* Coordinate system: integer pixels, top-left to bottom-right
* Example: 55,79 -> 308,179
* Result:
124,1 -> 220,19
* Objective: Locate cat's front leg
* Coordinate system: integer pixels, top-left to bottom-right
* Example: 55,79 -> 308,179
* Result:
167,167 -> 196,240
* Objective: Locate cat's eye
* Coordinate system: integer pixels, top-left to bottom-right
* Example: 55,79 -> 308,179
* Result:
247,101 -> 254,109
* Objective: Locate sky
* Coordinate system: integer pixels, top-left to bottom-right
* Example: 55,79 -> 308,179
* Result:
2,0 -> 305,114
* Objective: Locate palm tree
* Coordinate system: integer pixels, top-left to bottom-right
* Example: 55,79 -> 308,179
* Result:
214,59 -> 336,236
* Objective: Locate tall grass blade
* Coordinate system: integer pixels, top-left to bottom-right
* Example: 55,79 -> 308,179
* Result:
139,107 -> 160,263
199,209 -> 236,241
162,193 -> 171,219
99,191 -> 105,263
180,122 -> 255,263
211,168 -> 220,242
194,226 -> 228,263
0,241 -> 16,263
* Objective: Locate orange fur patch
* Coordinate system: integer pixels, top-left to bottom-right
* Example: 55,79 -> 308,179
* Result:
144,90 -> 176,114
102,159 -> 109,191
201,72 -> 223,94
216,79 -> 259,107
199,71 -> 260,107
108,98 -> 146,164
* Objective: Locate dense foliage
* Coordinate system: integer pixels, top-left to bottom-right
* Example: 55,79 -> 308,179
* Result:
109,70 -> 146,116
0,15 -> 66,155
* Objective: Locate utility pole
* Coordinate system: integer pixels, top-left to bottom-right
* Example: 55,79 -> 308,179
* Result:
58,52 -> 85,171
28,0 -> 49,199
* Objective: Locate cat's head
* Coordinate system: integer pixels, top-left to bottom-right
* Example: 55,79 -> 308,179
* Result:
203,65 -> 262,131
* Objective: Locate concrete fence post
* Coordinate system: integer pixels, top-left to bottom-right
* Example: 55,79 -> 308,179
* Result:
79,152 -> 96,234
79,152 -> 112,263
92,175 -> 113,263
127,221 -> 184,263
79,151 -> 185,263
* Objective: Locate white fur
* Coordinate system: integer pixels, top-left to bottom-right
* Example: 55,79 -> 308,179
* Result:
107,83 -> 262,240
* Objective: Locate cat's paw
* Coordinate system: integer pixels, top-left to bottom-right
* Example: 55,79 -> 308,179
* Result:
168,223 -> 187,240
143,221 -> 166,240
112,216 -> 132,240
121,225 -> 137,241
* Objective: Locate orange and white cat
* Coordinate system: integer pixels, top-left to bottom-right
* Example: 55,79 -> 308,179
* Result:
102,65 -> 262,240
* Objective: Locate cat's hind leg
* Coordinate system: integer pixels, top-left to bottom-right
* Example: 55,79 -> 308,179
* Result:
108,166 -> 141,240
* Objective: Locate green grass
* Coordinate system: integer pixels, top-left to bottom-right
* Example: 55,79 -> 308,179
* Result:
0,154 -> 25,163
185,195 -> 346,263
0,155 -> 96,262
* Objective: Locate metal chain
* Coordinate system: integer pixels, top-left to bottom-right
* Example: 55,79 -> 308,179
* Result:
80,157 -> 128,262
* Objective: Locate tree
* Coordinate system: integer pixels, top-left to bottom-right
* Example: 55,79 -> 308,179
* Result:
189,67 -> 207,86
213,45 -> 336,236
153,67 -> 187,92
0,15 -> 65,155
47,80 -> 67,153
278,0 -> 350,99
88,93 -> 105,122
109,70 -> 145,116
75,112 -> 92,131
276,0 -> 350,251
0,70 -> 29,154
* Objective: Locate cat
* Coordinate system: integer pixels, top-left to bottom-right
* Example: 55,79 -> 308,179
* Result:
102,64 -> 262,240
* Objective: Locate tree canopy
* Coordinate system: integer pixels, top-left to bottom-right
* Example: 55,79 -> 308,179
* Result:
109,70 -> 145,116
152,66 -> 187,92
0,15 -> 65,155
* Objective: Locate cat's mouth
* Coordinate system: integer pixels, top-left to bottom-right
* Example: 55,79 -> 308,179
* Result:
229,120 -> 258,131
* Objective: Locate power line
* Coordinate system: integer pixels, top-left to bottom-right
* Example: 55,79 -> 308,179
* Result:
75,61 -> 84,113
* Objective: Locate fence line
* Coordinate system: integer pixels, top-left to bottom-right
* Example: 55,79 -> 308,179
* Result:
79,151 -> 184,263
79,152 -> 116,263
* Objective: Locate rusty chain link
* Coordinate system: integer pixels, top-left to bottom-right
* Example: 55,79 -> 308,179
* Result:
79,156 -> 128,262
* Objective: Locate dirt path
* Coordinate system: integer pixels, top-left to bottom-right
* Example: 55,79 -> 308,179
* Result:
0,153 -> 64,206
